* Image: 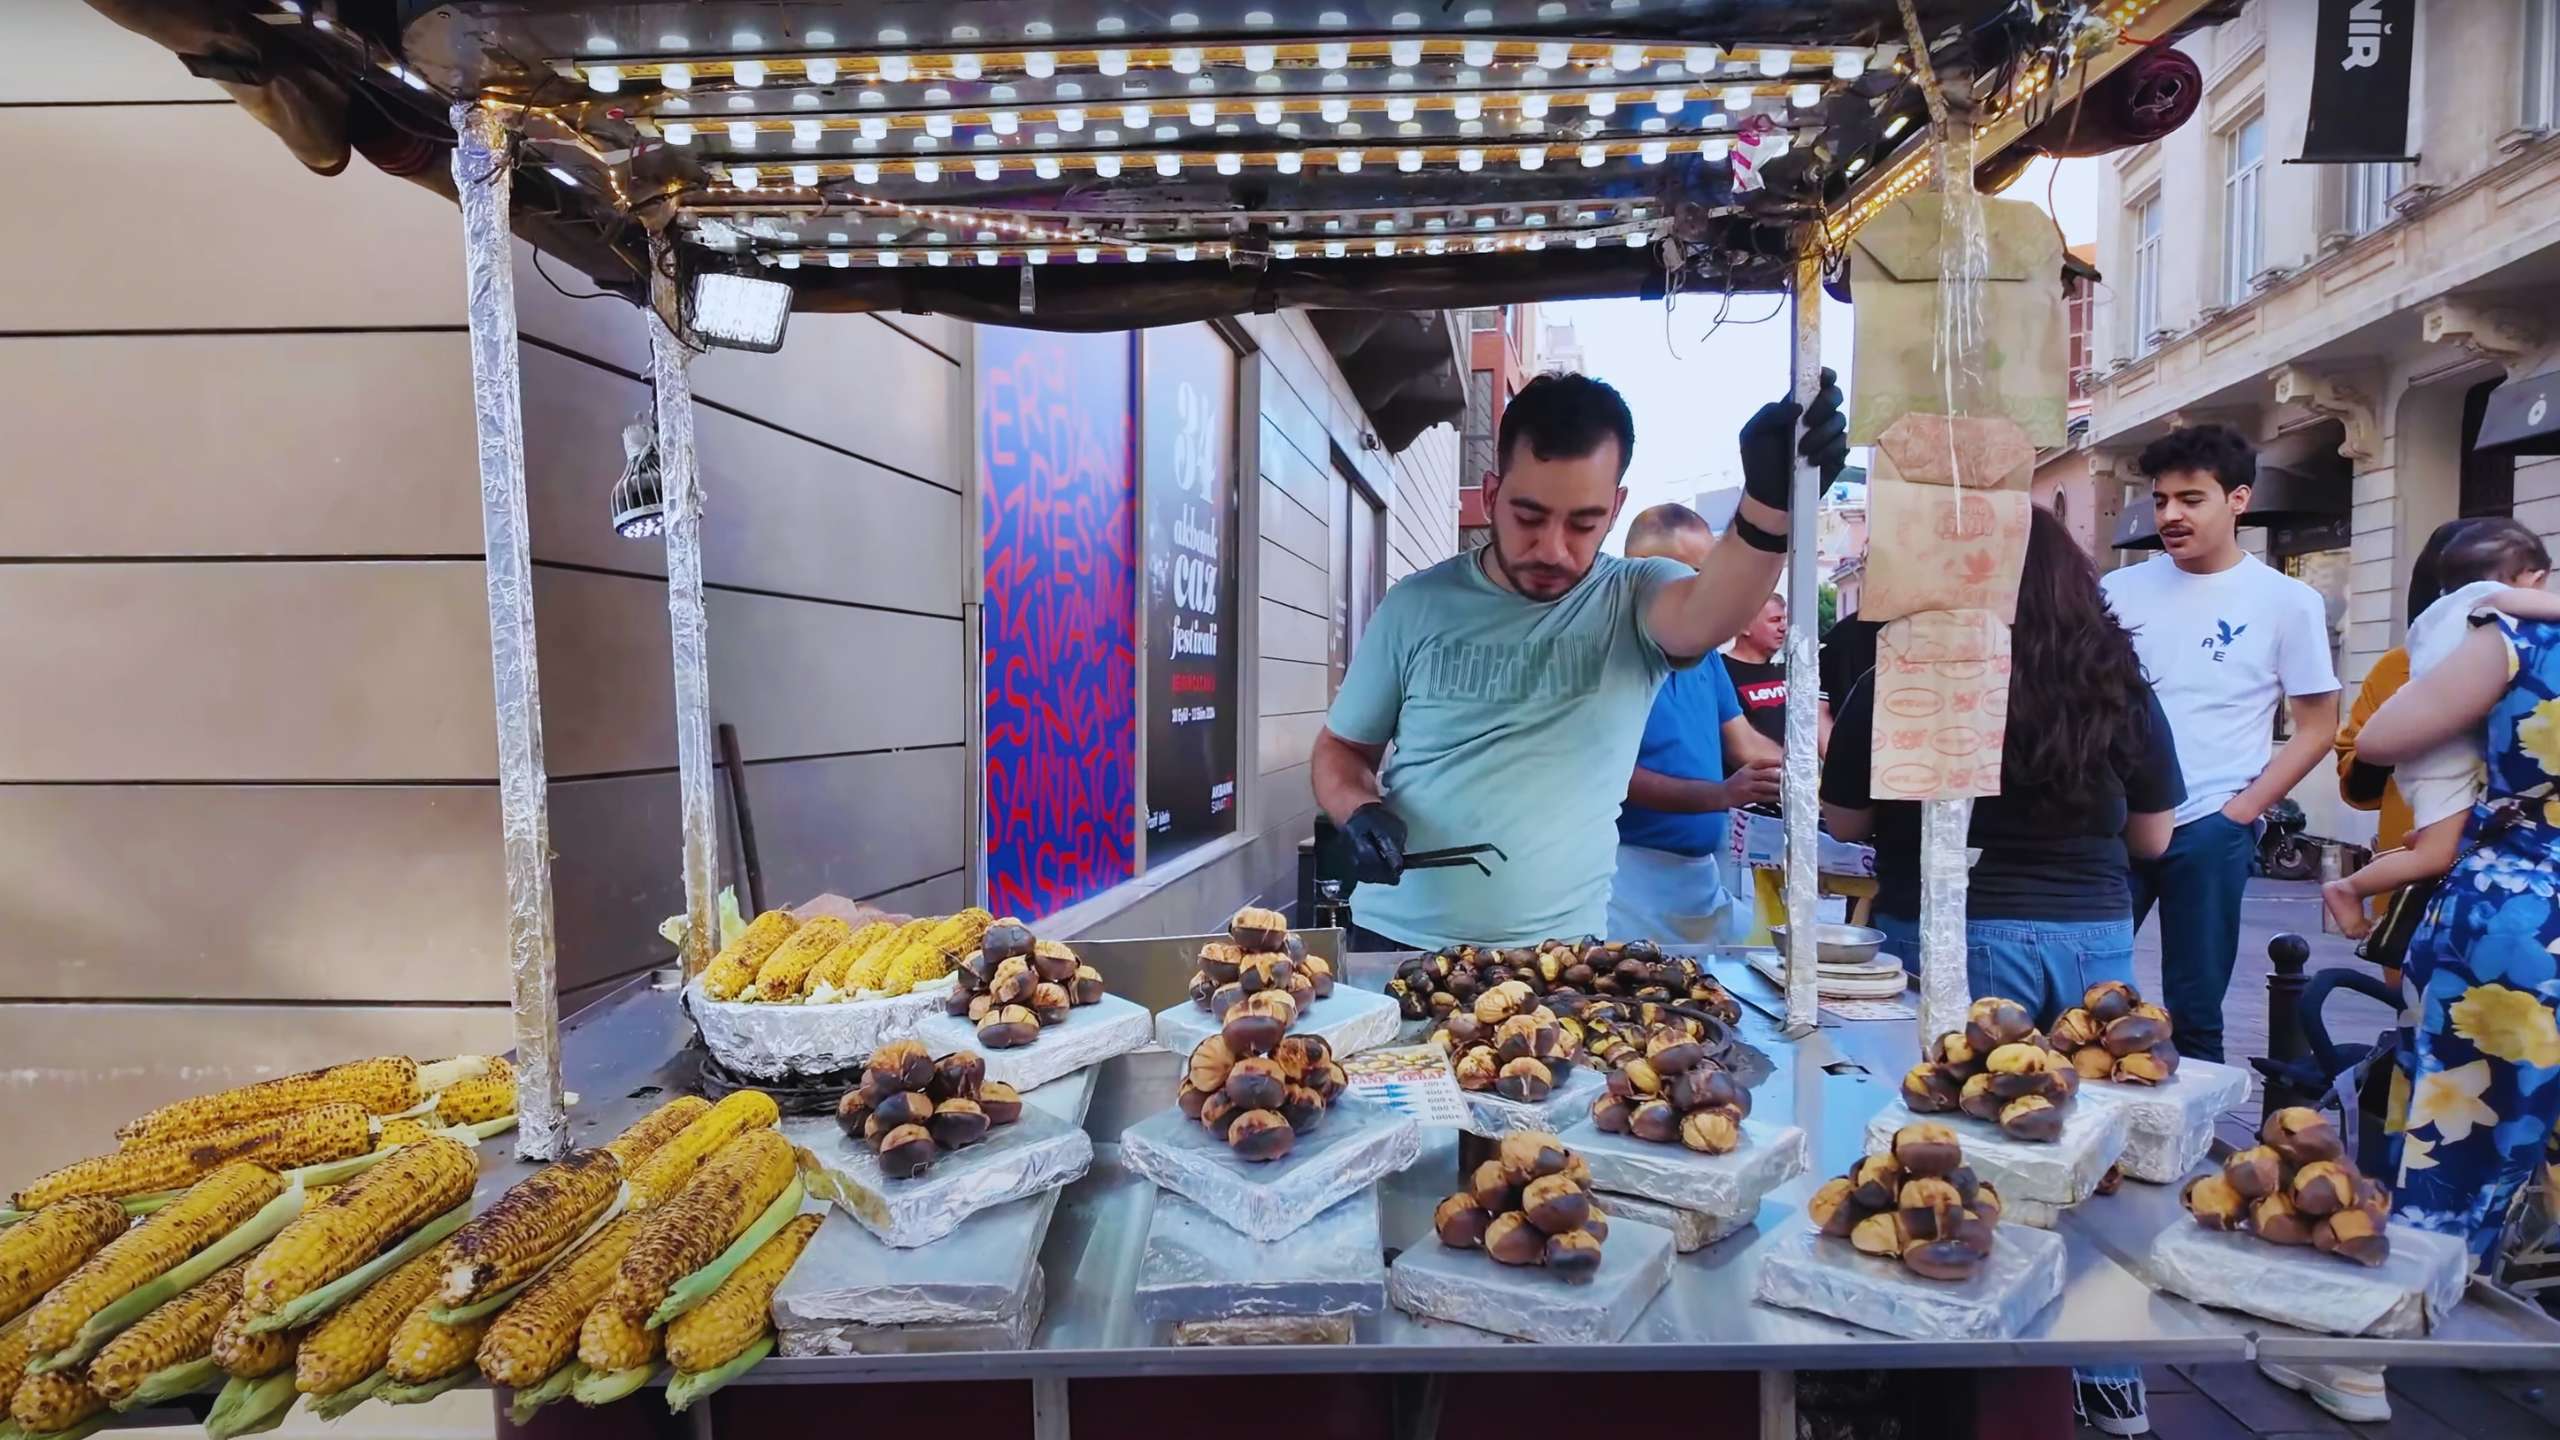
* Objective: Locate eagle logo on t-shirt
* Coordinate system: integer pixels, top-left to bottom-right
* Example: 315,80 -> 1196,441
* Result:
2200,618 -> 2247,661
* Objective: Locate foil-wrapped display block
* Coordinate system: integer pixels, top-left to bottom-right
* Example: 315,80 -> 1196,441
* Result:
2072,1058 -> 2252,1184
1173,1315 -> 1355,1345
1135,1188 -> 1385,1328
1120,1102 -> 1423,1242
1862,1098 -> 2128,1208
1561,1116 -> 1810,1220
686,979 -> 943,1080
1154,984 -> 1403,1062
793,1103 -> 1093,1248
780,1268 -> 1045,1355
1460,1064 -> 1605,1139
772,1195 -> 1056,1328
1753,1222 -> 2066,1340
1388,1213 -> 1674,1343
909,992 -> 1155,1094
2139,1219 -> 2469,1338
1593,1190 -> 1750,1254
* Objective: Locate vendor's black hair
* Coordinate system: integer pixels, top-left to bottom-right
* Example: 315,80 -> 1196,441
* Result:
2135,423 -> 2256,494
2437,516 -> 2553,591
1497,371 -> 1636,478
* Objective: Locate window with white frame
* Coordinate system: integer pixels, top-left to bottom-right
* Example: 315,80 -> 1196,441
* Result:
2221,113 -> 2267,304
2129,191 -> 2163,354
2529,0 -> 2560,131
2341,161 -> 2407,238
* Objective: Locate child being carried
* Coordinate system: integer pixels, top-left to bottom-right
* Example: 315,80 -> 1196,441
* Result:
2325,519 -> 2558,939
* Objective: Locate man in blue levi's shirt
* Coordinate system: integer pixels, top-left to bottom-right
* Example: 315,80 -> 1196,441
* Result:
1608,504 -> 1784,943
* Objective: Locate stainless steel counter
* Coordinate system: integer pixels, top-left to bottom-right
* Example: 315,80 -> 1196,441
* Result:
486,951 -> 2560,1382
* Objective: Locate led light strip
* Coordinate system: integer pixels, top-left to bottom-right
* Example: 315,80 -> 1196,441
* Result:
750,218 -> 1667,268
703,189 -> 1660,249
701,132 -> 1755,189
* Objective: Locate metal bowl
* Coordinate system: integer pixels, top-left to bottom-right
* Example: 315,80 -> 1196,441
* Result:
1768,923 -> 1888,966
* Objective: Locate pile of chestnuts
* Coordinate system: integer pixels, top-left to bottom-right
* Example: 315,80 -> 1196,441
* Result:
1806,1122 -> 2004,1282
1427,979 -> 1583,1103
1431,1131 -> 1610,1282
1177,1002 -> 1350,1163
835,1041 -> 1025,1178
2047,980 -> 2183,1086
947,918 -> 1110,1049
1388,938 -> 1740,1026
2179,1107 -> 2390,1267
1587,1021 -> 1752,1155
1898,996 -> 2083,1143
1188,906 -> 1337,1019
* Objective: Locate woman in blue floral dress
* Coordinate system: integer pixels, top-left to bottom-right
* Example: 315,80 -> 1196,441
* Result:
2358,611 -> 2560,1264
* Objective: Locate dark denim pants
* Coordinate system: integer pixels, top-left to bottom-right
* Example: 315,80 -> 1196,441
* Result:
2129,812 -> 2259,1064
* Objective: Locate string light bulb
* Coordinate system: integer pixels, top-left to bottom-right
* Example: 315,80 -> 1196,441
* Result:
1458,147 -> 1483,171
914,159 -> 941,182
660,63 -> 691,90
1096,155 -> 1123,177
1518,145 -> 1546,169
730,165 -> 760,189
794,163 -> 820,185
584,65 -> 620,92
1244,45 -> 1275,71
1462,39 -> 1495,66
726,120 -> 756,148
1217,151 -> 1242,174
1833,48 -> 1868,78
663,121 -> 694,144
732,58 -> 765,87
1723,84 -> 1754,110
1758,47 -> 1792,76
1580,144 -> 1605,166
1337,149 -> 1363,172
1276,151 -> 1303,173
1024,52 -> 1056,77
1538,41 -> 1572,68
1155,152 -> 1182,175
1036,155 -> 1062,178
1587,91 -> 1618,116
1792,82 -> 1821,107
1611,44 -> 1645,70
805,57 -> 838,84
1399,149 -> 1423,171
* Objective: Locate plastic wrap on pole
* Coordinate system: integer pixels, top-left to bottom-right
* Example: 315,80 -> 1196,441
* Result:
452,101 -> 568,1161
646,246 -> 720,982
1916,797 -> 1974,1045
1780,250 -> 1824,1036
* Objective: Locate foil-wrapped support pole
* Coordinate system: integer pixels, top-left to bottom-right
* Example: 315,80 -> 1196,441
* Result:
1779,249 -> 1825,1038
1917,798 -> 1974,1045
646,238 -> 720,981
452,101 -> 568,1161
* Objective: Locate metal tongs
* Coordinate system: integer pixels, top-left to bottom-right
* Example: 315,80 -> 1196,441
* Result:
1316,829 -> 1509,897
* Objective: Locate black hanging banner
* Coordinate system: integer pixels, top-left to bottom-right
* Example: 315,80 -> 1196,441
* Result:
2299,0 -> 2418,163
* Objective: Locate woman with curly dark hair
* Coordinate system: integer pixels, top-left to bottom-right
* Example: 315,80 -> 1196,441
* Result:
1821,506 -> 2186,1024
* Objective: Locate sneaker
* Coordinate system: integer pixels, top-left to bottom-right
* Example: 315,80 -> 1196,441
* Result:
2257,1361 -> 2391,1423
2075,1374 -> 2150,1436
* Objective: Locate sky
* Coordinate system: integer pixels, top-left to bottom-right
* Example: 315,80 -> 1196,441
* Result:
1564,156 -> 2100,548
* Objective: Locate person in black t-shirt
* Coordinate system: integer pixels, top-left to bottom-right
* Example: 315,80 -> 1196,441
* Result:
1821,507 -> 2185,1026
1723,593 -> 1791,747
1819,610 -> 1879,754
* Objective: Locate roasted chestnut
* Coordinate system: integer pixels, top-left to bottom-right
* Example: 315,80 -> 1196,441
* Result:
1971,1181 -> 2004,1225
1225,1057 -> 1289,1112
980,919 -> 1036,966
869,1040 -> 936,1094
2182,1173 -> 2247,1230
977,1004 -> 1042,1049
1679,1108 -> 1742,1155
2252,1190 -> 2314,1245
1901,1239 -> 1983,1282
2312,1205 -> 2389,1267
1807,1177 -> 1861,1237
1628,1099 -> 1681,1144
1187,1036 -> 1237,1094
1617,1057 -> 1664,1097
1274,1034 -> 1331,1082
1199,1090 -> 1238,1135
1228,905 -> 1291,953
1196,942 -> 1246,988
989,957 -> 1039,1007
1301,955 -> 1336,998
1470,1160 -> 1516,1214
835,1090 -> 871,1140
1454,1048 -> 1499,1092
1931,1031 -> 1980,1069
1849,1210 -> 1905,1258
1965,997 -> 2037,1052
1221,1007 -> 1288,1058
1030,981 -> 1072,1027
1986,1043 -> 2054,1099
930,1052 -> 986,1102
876,1123 -> 939,1178
1283,932 -> 1308,964
1241,987 -> 1298,1027
1473,987 -> 1525,1027
1496,1057 -> 1553,1103
1239,954 -> 1294,993
1998,1094 -> 2063,1142
1892,1122 -> 1963,1178
944,984 -> 979,1018
1228,1108 -> 1296,1161
2292,1160 -> 2356,1217
976,1080 -> 1023,1126
1484,1212 -> 1547,1266
1176,1080 -> 1210,1120
1280,1084 -> 1326,1134
2083,980 -> 2139,1025
1499,1131 -> 1571,1183
1434,1194 -> 1493,1249
2048,1008 -> 2104,1051
1898,1177 -> 1966,1213
1543,1227 -> 1605,1282
1209,982 -> 1247,1020
928,1097 -> 991,1151
2069,1045 -> 2117,1081
1070,965 -> 1108,1006
1521,1174 -> 1591,1234
870,1089 -> 934,1131
1645,1031 -> 1705,1075
1307,1060 -> 1348,1102
2100,1013 -> 2168,1059
1958,1072 -> 2004,1122
1590,1094 -> 1634,1133
2263,1107 -> 2344,1167
1903,1064 -> 1963,1113
1031,939 -> 1081,984
2223,1145 -> 2283,1199
1850,1155 -> 1902,1211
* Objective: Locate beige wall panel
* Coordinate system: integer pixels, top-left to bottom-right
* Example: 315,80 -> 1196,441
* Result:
872,313 -> 967,361
532,567 -> 965,776
0,2 -> 228,102
1261,413 -> 1332,518
0,562 -> 498,781
513,241 -> 652,374
1261,534 -> 1329,616
521,346 -> 965,614
548,748 -> 968,989
1260,657 -> 1331,717
1260,597 -> 1330,666
0,332 -> 481,557
0,784 -> 506,1003
690,313 -> 962,486
1259,477 -> 1328,571
0,107 -> 461,332
1259,711 -> 1326,777
0,1003 -> 511,1176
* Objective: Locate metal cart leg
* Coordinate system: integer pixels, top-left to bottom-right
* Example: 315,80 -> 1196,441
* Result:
1779,250 -> 1824,1039
1760,1368 -> 1797,1440
647,236 -> 721,981
452,99 -> 568,1161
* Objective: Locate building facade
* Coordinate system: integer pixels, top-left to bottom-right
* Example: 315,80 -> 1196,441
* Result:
1,0 -> 1460,1173
1458,304 -> 1550,546
2085,0 -> 2560,843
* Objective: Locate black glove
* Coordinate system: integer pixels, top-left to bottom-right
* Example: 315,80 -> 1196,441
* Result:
1738,367 -> 1850,512
1341,802 -> 1409,885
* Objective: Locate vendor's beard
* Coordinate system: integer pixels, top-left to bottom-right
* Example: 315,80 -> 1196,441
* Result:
1486,539 -> 1588,601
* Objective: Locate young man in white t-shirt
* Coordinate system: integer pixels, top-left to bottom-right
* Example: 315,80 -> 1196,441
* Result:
2099,424 -> 2340,1065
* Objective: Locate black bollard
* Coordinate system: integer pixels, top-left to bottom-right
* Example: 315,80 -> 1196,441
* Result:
2263,932 -> 2312,1122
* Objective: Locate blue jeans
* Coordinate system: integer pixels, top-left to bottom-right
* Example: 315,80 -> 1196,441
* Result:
2130,812 -> 2259,1063
1965,916 -> 2137,1032
1870,909 -> 1920,975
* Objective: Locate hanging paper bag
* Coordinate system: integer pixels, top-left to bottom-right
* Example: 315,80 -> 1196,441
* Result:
1846,195 -> 2069,446
1871,609 -> 2012,800
1861,483 -> 2033,623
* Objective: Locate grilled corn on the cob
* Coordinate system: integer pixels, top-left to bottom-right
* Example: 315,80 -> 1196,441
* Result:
431,1058 -> 517,1127
575,1302 -> 659,1374
84,1261 -> 245,1405
580,1131 -> 793,1372
750,918 -> 852,1001
474,1215 -> 638,1388
881,941 -> 954,996
624,1091 -> 779,1211
10,1369 -> 106,1432
384,1307 -> 486,1385
0,1316 -> 33,1384
291,1241 -> 448,1397
117,1060 -> 423,1148
0,1198 -> 128,1322
843,918 -> 933,993
921,908 -> 994,959
664,1212 -> 820,1374
210,1302 -> 295,1379
373,1118 -> 434,1150
437,1149 -> 621,1308
700,911 -> 799,1001
601,1098 -> 709,1173
22,1164 -> 284,1357
15,1105 -> 369,1210
242,1138 -> 474,1319
806,921 -> 894,994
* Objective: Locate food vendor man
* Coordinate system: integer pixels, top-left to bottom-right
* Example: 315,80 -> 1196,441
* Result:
1312,371 -> 1849,950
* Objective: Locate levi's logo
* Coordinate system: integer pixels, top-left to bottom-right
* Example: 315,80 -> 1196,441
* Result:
1738,678 -> 1786,707
2343,0 -> 2389,69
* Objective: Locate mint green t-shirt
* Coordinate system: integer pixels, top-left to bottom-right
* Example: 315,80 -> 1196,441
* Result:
1325,549 -> 1694,950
